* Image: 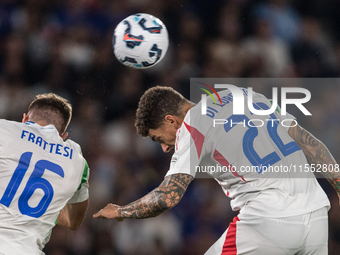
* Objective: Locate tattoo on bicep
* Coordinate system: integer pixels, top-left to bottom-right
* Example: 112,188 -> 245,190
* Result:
294,125 -> 340,193
294,126 -> 321,165
302,130 -> 333,166
297,126 -> 319,148
118,174 -> 193,219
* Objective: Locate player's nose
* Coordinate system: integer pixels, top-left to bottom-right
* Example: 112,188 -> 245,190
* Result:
161,143 -> 171,153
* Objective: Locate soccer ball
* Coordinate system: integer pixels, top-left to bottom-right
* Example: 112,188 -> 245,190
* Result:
112,13 -> 169,69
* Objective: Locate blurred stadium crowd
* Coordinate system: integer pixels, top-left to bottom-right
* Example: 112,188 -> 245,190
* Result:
2,0 -> 340,254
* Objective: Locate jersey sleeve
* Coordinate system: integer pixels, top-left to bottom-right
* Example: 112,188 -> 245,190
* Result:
68,159 -> 90,204
165,113 -> 203,178
273,106 -> 296,131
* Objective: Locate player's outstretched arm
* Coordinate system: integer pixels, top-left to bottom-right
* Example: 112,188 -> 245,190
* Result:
93,173 -> 193,220
57,199 -> 89,230
289,124 -> 340,198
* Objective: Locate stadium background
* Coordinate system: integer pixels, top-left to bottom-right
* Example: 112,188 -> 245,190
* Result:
1,0 -> 340,254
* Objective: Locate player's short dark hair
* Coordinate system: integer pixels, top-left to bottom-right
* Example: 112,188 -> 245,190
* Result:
135,86 -> 187,137
28,93 -> 72,134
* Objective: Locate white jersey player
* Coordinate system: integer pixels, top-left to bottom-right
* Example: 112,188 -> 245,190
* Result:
94,86 -> 338,255
168,88 -> 329,217
0,94 -> 89,255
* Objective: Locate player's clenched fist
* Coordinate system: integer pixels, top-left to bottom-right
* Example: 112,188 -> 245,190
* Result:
93,204 -> 124,221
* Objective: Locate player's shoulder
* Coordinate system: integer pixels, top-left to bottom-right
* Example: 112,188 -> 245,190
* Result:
0,118 -> 20,125
60,138 -> 87,170
0,119 -> 25,130
64,138 -> 82,152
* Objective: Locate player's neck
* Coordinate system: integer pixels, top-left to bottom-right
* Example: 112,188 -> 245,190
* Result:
183,101 -> 195,114
177,102 -> 194,126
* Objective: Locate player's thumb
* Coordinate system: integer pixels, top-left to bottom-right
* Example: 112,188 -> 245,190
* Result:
93,209 -> 104,218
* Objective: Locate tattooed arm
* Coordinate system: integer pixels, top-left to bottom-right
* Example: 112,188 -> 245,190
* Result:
288,124 -> 340,197
93,173 -> 193,220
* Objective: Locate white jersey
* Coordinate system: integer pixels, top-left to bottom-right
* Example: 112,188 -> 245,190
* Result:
166,88 -> 329,217
0,120 -> 89,255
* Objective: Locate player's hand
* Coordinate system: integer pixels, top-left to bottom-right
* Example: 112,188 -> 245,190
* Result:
93,203 -> 124,221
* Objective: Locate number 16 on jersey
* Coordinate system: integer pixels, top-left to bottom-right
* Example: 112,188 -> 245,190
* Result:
0,152 -> 64,218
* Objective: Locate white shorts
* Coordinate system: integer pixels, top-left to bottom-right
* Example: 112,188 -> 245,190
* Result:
204,207 -> 328,255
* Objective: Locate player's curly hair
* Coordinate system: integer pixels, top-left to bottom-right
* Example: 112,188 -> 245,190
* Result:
28,93 -> 72,134
135,86 -> 188,137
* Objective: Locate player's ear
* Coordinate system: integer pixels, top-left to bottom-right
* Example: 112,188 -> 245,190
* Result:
164,115 -> 175,125
61,132 -> 68,141
164,115 -> 180,129
22,113 -> 28,123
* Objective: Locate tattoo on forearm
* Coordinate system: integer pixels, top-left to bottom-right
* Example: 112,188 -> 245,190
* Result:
118,174 -> 193,219
290,125 -> 340,193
